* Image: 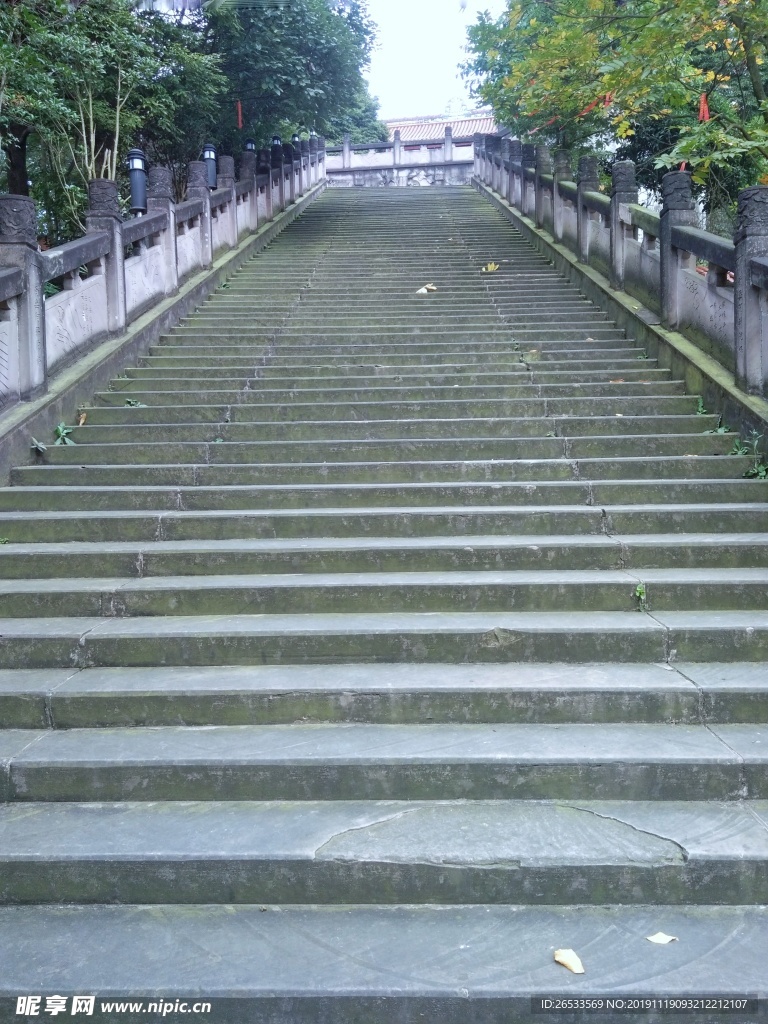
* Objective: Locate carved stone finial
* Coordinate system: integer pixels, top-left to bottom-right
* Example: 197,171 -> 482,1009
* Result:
735,185 -> 768,241
87,179 -> 121,217
147,166 -> 174,201
218,155 -> 236,181
521,143 -> 536,167
554,149 -> 572,179
611,160 -> 637,196
308,136 -> 318,155
577,156 -> 600,189
240,151 -> 257,182
187,161 -> 208,191
508,139 -> 523,163
661,170 -> 693,212
535,144 -> 553,173
0,195 -> 37,245
300,139 -> 309,157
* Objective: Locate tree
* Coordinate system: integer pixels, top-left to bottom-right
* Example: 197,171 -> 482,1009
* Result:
463,0 -> 768,187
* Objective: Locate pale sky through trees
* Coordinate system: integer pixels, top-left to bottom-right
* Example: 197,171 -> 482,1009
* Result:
364,0 -> 508,120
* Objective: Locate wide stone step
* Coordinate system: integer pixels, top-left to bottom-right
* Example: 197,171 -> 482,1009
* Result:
3,662 -> 764,729
0,609 -> 767,668
1,567 -> 768,618
1,797 -> 767,905
0,902 -> 763,1020
1,719 -> 763,800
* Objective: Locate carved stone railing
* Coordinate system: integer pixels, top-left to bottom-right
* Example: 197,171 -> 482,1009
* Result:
326,128 -> 474,187
0,139 -> 326,408
475,133 -> 768,397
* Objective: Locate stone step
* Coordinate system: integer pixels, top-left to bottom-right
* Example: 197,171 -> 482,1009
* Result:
1,719 -> 764,800
9,454 -> 748,488
2,532 -> 767,581
0,609 -> 766,669
0,567 -> 767,618
1,797 -> 767,905
0,902 -> 763,1019
2,662 -> 764,729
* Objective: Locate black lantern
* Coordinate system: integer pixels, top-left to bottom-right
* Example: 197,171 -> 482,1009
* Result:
202,143 -> 217,189
244,139 -> 257,152
126,148 -> 147,216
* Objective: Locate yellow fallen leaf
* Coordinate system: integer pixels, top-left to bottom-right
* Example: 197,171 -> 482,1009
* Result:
554,948 -> 585,974
77,413 -> 87,427
482,262 -> 500,273
646,932 -> 678,944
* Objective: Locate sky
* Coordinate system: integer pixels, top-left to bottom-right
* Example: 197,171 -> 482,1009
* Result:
364,0 -> 509,120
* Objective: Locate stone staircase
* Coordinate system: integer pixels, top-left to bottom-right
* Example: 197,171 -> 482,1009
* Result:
0,186 -> 767,1020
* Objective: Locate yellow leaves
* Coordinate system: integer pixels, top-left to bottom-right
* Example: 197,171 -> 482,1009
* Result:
481,262 -> 500,273
616,121 -> 635,138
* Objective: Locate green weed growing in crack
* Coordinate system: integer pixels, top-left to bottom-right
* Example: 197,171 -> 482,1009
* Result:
124,399 -> 147,408
731,438 -> 750,456
0,538 -> 9,544
744,430 -> 768,480
695,397 -> 707,415
54,422 -> 76,445
703,415 -> 730,435
634,583 -> 647,609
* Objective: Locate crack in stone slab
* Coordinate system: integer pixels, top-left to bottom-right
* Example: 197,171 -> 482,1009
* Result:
564,803 -> 689,862
313,808 -> 421,859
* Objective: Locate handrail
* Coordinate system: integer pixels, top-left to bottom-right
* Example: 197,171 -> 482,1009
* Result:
122,210 -> 168,246
40,231 -> 110,282
671,224 -> 736,271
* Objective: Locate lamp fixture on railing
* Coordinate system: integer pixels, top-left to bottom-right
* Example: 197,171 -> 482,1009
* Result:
202,143 -> 217,189
126,149 -> 147,216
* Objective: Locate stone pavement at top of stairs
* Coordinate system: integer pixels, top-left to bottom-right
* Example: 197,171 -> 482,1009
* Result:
0,186 -> 767,1022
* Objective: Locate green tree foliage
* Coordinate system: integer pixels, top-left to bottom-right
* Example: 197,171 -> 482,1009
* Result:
463,0 -> 768,191
0,0 -> 383,240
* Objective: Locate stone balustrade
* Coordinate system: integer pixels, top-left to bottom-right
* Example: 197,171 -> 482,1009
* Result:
0,140 -> 326,409
475,134 -> 768,397
326,128 -> 474,187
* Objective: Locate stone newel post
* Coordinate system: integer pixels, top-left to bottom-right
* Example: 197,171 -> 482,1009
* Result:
146,166 -> 178,297
508,139 -> 523,208
444,126 -> 453,164
271,140 -> 285,213
521,144 -> 536,217
86,179 -> 126,336
659,170 -> 697,329
308,135 -> 318,185
734,186 -> 768,394
300,139 -> 310,193
186,161 -> 213,268
393,129 -> 402,167
216,155 -> 238,248
0,195 -> 46,399
552,149 -> 572,243
342,133 -> 352,170
576,156 -> 600,263
240,149 -> 259,231
610,160 -> 639,291
282,143 -> 296,206
534,144 -> 553,230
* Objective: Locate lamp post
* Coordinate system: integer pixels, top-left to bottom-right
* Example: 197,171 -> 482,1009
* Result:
126,149 -> 147,217
244,139 -> 257,153
202,143 -> 217,189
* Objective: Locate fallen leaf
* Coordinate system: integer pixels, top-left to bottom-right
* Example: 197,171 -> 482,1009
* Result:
609,379 -> 625,384
554,949 -> 585,974
615,413 -> 624,417
646,932 -> 678,944
77,413 -> 87,427
481,261 -> 500,273
425,283 -> 438,292
416,287 -> 429,294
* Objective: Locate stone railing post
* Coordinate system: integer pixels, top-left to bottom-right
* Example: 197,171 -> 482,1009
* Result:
444,126 -> 453,164
734,186 -> 768,394
216,154 -> 238,248
300,139 -> 310,193
86,179 -> 126,336
0,195 -> 46,399
610,160 -> 638,290
257,149 -> 274,220
308,135 -> 318,186
659,170 -> 697,329
499,138 -> 510,200
552,148 -> 572,243
393,129 -> 402,167
535,144 -> 553,229
146,166 -> 178,297
342,132 -> 352,170
521,144 -> 536,217
187,160 -> 213,267
484,135 -> 495,185
508,139 -> 523,208
282,142 -> 296,205
473,133 -> 483,178
271,139 -> 285,212
577,156 -> 600,263
239,148 -> 259,231
319,137 -> 326,181
490,136 -> 501,193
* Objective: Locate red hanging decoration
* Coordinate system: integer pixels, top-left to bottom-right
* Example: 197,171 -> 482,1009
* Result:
236,100 -> 243,129
698,93 -> 710,121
